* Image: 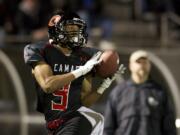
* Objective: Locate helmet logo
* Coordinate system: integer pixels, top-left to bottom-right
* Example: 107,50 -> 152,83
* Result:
48,15 -> 61,27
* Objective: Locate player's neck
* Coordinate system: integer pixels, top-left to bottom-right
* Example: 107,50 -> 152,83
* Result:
55,45 -> 72,56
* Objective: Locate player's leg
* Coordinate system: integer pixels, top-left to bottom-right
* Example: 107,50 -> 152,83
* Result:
78,106 -> 104,135
54,113 -> 92,135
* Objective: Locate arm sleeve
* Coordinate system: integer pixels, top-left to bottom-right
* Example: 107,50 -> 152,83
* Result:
162,94 -> 177,135
103,88 -> 118,135
24,42 -> 45,68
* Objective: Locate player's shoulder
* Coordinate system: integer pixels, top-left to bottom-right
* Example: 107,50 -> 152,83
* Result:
24,41 -> 52,65
82,46 -> 101,52
24,41 -> 52,52
78,46 -> 101,57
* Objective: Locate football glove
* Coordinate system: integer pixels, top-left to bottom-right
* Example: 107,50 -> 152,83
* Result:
97,64 -> 126,94
72,51 -> 102,78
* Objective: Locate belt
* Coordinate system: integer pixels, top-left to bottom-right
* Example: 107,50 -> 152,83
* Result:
47,118 -> 66,130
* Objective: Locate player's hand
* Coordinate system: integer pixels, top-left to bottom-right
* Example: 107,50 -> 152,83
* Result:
97,64 -> 126,94
97,77 -> 114,94
82,51 -> 102,74
72,51 -> 102,78
111,64 -> 126,79
115,64 -> 126,76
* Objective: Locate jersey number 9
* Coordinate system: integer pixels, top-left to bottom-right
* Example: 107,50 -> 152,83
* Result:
51,84 -> 71,111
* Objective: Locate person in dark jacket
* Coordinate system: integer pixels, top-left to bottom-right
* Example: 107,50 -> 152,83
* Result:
103,50 -> 177,135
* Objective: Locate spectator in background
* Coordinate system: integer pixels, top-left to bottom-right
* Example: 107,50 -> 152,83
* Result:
1,0 -> 21,34
77,0 -> 114,49
0,0 -> 6,46
103,50 -> 177,135
51,0 -> 65,11
141,0 -> 172,19
171,0 -> 180,15
15,0 -> 53,41
0,0 -> 21,46
78,0 -> 103,29
140,0 -> 173,37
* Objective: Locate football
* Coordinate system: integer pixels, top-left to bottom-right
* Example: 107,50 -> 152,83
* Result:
95,50 -> 120,78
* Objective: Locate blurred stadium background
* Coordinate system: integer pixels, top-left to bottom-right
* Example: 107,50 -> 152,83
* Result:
1,0 -> 180,134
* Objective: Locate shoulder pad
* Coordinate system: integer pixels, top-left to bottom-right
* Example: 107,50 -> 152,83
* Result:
24,42 -> 49,66
79,47 -> 101,58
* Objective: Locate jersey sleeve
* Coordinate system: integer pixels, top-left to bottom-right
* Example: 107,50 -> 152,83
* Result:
24,42 -> 45,67
81,46 -> 102,58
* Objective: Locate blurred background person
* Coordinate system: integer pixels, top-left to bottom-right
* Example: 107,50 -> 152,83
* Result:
15,0 -> 53,41
76,0 -> 114,49
0,0 -> 21,46
103,50 -> 177,135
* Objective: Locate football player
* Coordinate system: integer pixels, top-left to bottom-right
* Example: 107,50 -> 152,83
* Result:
24,10 -> 118,135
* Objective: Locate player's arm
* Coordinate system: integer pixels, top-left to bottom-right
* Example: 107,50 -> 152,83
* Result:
81,76 -> 114,107
81,74 -> 102,107
81,64 -> 126,107
33,55 -> 101,94
32,61 -> 76,93
24,44 -> 102,94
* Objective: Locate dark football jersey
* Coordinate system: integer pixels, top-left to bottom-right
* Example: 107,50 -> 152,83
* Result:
24,42 -> 99,122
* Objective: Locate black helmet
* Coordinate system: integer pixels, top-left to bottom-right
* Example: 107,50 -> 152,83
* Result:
48,10 -> 88,49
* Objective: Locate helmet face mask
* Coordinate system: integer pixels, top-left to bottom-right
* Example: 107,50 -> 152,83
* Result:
48,12 -> 88,50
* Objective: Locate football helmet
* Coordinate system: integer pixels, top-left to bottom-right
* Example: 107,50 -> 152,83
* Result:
48,11 -> 88,49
